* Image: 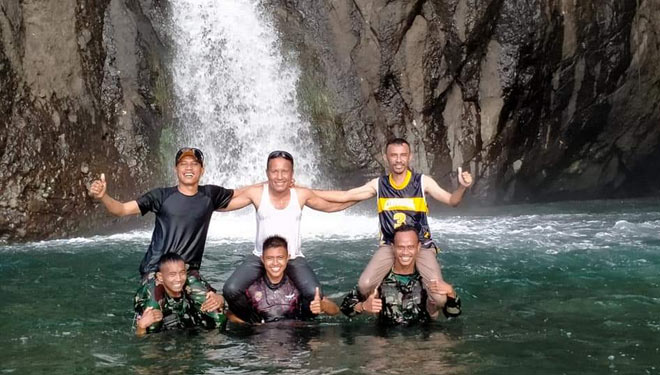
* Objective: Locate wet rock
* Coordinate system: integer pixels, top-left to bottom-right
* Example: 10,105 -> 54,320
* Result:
0,0 -> 168,241
269,0 -> 660,201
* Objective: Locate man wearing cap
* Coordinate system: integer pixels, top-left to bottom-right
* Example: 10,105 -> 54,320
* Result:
88,147 -> 238,321
220,150 -> 356,322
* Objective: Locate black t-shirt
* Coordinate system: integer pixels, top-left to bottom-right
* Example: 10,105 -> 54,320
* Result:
136,185 -> 233,275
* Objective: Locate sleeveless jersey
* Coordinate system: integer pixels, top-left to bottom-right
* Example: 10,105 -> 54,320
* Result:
253,185 -> 303,258
246,276 -> 301,322
377,170 -> 434,247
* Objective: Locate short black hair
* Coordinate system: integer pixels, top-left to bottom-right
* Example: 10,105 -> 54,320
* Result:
266,150 -> 294,169
393,224 -> 419,241
158,253 -> 185,271
262,235 -> 288,254
385,138 -> 410,152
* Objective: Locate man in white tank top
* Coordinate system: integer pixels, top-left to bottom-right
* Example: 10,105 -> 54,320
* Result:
221,151 -> 356,322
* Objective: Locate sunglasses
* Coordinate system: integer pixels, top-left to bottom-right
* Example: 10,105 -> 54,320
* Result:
175,147 -> 205,166
267,150 -> 294,167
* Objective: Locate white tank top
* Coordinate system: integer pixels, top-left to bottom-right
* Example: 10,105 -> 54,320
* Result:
253,185 -> 303,258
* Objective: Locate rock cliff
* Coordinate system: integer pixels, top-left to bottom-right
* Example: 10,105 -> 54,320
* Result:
2,0 -> 659,241
0,0 -> 170,241
271,0 -> 660,202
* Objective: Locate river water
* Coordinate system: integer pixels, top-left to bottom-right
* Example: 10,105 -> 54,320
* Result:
2,198 -> 659,374
2,0 -> 659,373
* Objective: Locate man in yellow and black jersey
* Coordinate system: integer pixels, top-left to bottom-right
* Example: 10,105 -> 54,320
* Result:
314,138 -> 473,309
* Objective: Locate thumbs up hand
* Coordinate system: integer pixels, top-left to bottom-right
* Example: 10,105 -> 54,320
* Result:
310,287 -> 322,315
457,167 -> 473,188
88,173 -> 107,199
362,287 -> 382,314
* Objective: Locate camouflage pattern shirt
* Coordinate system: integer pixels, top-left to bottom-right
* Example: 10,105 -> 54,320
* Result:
134,277 -> 224,333
341,270 -> 431,326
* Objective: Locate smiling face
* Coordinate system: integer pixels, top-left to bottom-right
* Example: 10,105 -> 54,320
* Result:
384,143 -> 412,175
266,157 -> 293,194
156,260 -> 187,297
261,245 -> 289,284
175,155 -> 204,187
393,229 -> 420,271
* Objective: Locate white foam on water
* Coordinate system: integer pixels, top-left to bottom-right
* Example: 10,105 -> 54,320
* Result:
206,209 -> 379,243
4,204 -> 660,254
433,211 -> 660,253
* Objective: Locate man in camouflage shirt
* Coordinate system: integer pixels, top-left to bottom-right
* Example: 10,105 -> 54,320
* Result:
134,253 -> 227,336
341,225 -> 461,326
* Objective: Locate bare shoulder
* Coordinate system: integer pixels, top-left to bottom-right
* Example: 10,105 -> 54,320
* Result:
250,183 -> 265,207
422,174 -> 440,187
294,186 -> 313,199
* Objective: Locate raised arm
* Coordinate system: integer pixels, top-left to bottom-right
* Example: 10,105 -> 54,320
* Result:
423,168 -> 473,207
300,188 -> 359,212
312,178 -> 378,203
88,173 -> 140,216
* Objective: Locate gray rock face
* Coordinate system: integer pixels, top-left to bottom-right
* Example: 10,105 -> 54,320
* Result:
2,0 -> 658,241
0,0 -> 169,241
270,0 -> 660,202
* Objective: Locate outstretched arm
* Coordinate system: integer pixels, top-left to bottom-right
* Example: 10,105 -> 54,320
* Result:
424,168 -> 473,207
217,184 -> 262,212
301,188 -> 359,212
312,178 -> 378,203
88,173 -> 140,216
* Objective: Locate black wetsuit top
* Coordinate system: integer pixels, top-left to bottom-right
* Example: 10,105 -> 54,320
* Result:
245,275 -> 309,323
136,185 -> 233,275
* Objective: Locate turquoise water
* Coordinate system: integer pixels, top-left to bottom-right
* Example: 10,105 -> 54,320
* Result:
1,199 -> 659,374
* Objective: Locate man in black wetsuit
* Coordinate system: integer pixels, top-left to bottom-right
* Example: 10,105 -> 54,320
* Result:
341,225 -> 461,326
228,235 -> 339,324
88,147 -> 240,315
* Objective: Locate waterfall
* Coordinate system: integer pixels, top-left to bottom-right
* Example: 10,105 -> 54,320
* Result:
168,0 -> 377,242
169,0 -> 318,187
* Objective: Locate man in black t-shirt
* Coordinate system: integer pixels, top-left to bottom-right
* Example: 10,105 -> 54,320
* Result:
88,147 -> 235,314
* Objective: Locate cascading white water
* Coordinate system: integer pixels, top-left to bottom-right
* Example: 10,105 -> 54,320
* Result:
169,0 -> 318,187
168,0 -> 378,241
